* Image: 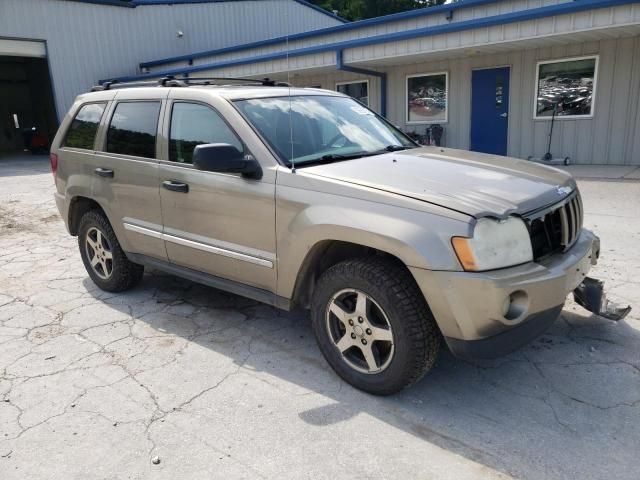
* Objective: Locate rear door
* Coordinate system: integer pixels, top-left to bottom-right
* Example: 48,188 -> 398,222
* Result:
92,89 -> 168,261
57,100 -> 110,198
157,92 -> 277,292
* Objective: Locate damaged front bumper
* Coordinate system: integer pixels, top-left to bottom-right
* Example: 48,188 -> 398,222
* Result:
573,276 -> 631,321
410,229 -> 631,360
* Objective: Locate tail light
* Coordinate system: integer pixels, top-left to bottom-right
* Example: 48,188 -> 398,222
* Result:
50,152 -> 58,181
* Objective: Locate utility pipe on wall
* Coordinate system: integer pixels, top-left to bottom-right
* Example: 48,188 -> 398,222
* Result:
335,50 -> 387,117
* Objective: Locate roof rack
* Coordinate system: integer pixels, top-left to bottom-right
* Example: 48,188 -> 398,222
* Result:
90,76 -> 290,92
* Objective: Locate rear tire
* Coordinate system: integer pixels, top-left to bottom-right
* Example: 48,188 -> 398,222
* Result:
311,257 -> 440,395
78,210 -> 144,292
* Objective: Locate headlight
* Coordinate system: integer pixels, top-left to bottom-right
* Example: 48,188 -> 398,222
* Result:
452,217 -> 533,271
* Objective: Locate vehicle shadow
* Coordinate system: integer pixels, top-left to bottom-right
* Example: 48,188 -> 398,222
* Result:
87,271 -> 640,480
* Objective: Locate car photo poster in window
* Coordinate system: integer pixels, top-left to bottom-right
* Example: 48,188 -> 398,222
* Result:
336,80 -> 369,106
406,72 -> 448,124
535,56 -> 598,119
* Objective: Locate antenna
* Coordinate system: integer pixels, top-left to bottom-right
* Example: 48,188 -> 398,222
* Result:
285,1 -> 295,173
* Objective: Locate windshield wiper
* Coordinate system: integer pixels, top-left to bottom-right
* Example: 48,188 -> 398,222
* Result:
294,146 -> 415,168
294,152 -> 371,167
382,145 -> 414,152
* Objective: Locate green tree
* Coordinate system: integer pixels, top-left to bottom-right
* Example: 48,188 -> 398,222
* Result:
309,0 -> 446,21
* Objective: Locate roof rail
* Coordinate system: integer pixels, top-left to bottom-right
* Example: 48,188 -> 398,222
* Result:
179,76 -> 291,87
90,76 -> 289,92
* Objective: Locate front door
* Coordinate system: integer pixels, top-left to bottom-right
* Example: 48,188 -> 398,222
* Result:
470,67 -> 510,156
158,99 -> 277,292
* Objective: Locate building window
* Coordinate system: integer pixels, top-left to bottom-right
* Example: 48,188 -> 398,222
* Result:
106,102 -> 161,159
63,103 -> 106,150
336,80 -> 369,106
535,56 -> 598,119
406,72 -> 448,124
169,102 -> 242,164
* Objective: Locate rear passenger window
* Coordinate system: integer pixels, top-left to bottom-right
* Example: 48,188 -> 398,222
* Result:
106,102 -> 161,159
169,102 -> 242,164
63,103 -> 106,150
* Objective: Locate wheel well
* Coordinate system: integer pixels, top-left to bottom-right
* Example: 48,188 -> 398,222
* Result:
68,196 -> 104,236
291,240 -> 407,309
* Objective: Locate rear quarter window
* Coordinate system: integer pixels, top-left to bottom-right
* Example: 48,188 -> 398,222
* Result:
106,102 -> 161,159
63,103 -> 106,150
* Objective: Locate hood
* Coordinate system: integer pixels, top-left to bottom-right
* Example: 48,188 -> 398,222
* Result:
301,146 -> 575,218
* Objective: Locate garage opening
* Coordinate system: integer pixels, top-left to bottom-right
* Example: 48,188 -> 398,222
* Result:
0,40 -> 58,154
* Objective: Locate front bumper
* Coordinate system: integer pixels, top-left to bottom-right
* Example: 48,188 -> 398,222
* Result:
410,229 -> 599,359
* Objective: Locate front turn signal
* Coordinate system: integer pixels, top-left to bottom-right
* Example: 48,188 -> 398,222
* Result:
451,237 -> 477,271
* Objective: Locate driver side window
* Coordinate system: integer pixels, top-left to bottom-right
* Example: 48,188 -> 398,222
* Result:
169,102 -> 242,164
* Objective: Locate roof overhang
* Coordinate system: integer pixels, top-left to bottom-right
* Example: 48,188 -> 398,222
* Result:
349,23 -> 640,69
139,0 -> 503,69
104,0 -> 640,83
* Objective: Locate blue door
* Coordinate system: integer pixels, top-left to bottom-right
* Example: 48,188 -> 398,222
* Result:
471,67 -> 510,156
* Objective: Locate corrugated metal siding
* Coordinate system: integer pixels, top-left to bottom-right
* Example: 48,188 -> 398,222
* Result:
343,4 -> 640,63
142,3 -> 640,85
151,0 -> 575,71
291,35 -> 640,165
0,0 -> 341,119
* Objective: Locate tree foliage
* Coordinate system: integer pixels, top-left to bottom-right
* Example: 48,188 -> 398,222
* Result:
308,0 -> 447,21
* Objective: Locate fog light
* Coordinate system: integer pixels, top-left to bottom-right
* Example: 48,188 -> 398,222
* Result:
502,290 -> 529,321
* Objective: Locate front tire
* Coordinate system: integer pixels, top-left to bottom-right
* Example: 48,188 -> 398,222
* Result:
311,257 -> 441,395
78,210 -> 144,292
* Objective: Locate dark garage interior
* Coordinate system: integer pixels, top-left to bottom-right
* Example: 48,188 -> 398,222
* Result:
0,56 -> 57,154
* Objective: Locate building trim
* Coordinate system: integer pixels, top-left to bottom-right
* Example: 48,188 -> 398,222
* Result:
44,40 -> 60,122
107,0 -> 638,84
140,0 -> 503,68
64,0 -> 136,7
290,0 -> 347,22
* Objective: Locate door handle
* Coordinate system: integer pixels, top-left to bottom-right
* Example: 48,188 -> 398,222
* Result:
500,112 -> 508,118
162,180 -> 189,193
94,167 -> 114,178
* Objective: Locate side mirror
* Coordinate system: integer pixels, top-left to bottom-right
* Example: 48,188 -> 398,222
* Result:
192,143 -> 262,180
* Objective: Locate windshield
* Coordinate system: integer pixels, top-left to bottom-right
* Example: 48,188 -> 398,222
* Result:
234,95 -> 416,166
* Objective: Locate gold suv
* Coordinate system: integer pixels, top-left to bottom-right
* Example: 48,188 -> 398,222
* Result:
51,79 -> 610,394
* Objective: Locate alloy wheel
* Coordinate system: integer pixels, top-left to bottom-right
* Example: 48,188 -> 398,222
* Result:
325,288 -> 395,374
85,226 -> 113,280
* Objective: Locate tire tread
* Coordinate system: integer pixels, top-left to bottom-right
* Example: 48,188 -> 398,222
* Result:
78,210 -> 143,293
312,256 -> 440,395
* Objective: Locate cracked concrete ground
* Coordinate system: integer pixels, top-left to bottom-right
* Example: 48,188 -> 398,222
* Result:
0,154 -> 638,480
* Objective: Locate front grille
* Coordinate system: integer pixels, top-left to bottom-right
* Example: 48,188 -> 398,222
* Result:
526,192 -> 583,260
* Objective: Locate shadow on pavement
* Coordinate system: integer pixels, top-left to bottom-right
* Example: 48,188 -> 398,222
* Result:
85,270 -> 640,480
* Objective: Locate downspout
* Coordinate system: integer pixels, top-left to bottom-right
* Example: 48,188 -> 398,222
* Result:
335,50 -> 387,118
